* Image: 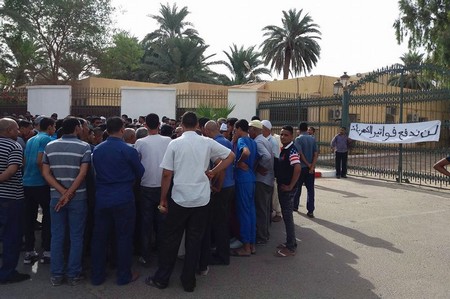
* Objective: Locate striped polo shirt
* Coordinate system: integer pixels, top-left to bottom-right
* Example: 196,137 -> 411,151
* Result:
0,137 -> 24,200
43,135 -> 91,200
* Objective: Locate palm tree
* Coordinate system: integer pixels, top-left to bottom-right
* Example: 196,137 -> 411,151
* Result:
145,37 -> 220,84
388,51 -> 433,90
220,44 -> 271,85
145,3 -> 203,43
260,9 -> 321,80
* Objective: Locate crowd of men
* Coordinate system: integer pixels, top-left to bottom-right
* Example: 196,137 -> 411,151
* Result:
0,110 -> 319,292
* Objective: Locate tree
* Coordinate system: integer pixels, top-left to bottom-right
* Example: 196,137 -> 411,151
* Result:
0,27 -> 44,87
145,2 -> 203,43
394,0 -> 450,67
1,0 -> 114,84
220,44 -> 271,85
196,103 -> 236,120
145,37 -> 221,84
98,32 -> 144,80
260,9 -> 321,80
388,51 -> 433,90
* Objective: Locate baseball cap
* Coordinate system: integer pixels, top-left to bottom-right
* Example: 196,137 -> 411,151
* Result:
249,120 -> 263,129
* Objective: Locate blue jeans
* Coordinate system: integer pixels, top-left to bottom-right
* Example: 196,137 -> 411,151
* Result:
140,187 -> 165,261
0,198 -> 24,282
277,187 -> 297,251
49,198 -> 87,278
91,201 -> 135,285
293,168 -> 315,213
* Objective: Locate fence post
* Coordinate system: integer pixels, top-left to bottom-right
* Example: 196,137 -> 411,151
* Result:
228,89 -> 258,120
26,85 -> 71,118
121,87 -> 176,120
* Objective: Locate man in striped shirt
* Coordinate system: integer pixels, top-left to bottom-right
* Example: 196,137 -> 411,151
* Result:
42,117 -> 91,286
0,118 -> 30,284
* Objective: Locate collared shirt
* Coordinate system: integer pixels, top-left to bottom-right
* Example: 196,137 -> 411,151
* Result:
93,136 -> 145,209
294,133 -> 318,168
43,135 -> 91,200
0,137 -> 24,200
331,134 -> 350,152
135,134 -> 171,188
276,141 -> 300,185
23,131 -> 53,186
254,134 -> 274,186
160,131 -> 231,208
213,134 -> 234,188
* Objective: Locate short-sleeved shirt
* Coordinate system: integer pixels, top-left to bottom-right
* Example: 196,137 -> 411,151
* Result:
331,134 -> 350,152
0,137 -> 24,200
160,131 -> 231,208
23,132 -> 53,186
294,133 -> 318,169
43,135 -> 91,200
276,142 -> 300,185
135,134 -> 171,188
234,136 -> 258,184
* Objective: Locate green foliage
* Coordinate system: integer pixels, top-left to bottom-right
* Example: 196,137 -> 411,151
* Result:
388,51 -> 433,90
98,32 -> 144,80
394,0 -> 450,67
196,103 -> 235,120
219,44 -> 271,85
260,9 -> 321,80
1,0 -> 114,84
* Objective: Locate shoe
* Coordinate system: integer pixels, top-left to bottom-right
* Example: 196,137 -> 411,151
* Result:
209,255 -> 229,266
183,285 -> 195,292
230,238 -> 243,249
341,175 -> 347,178
145,277 -> 167,289
50,276 -> 64,286
307,212 -> 315,218
40,251 -> 51,264
67,274 -> 85,286
138,256 -> 151,268
23,251 -> 39,265
274,247 -> 296,257
272,215 -> 282,222
230,248 -> 251,257
197,266 -> 209,276
0,272 -> 30,284
277,243 -> 297,249
293,208 -> 298,212
336,175 -> 341,179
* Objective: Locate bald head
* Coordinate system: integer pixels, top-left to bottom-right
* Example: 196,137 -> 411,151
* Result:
0,118 -> 19,140
204,120 -> 219,138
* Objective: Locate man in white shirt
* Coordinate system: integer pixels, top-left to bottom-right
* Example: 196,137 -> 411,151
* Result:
134,113 -> 171,267
146,111 -> 235,293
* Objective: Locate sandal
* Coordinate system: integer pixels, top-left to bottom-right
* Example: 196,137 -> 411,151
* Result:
230,248 -> 251,257
250,245 -> 256,255
274,248 -> 296,257
276,243 -> 287,249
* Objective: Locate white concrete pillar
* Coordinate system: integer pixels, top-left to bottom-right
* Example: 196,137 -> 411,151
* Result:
121,87 -> 176,120
228,89 -> 258,120
26,85 -> 71,118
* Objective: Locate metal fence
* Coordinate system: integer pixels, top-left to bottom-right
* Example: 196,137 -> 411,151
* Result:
176,89 -> 228,120
258,64 -> 450,189
0,88 -> 28,117
71,87 -> 121,117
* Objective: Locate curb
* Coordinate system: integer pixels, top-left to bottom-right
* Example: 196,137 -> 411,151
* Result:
315,169 -> 336,178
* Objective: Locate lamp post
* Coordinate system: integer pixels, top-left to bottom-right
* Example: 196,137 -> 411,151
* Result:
333,72 -> 351,129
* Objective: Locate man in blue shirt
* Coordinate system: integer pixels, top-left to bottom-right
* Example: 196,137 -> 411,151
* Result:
91,117 -> 145,286
22,117 -> 55,265
232,119 -> 258,256
293,122 -> 318,218
331,127 -> 352,178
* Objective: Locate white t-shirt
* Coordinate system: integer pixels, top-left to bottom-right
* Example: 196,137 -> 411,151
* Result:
160,131 -> 231,207
135,134 -> 171,187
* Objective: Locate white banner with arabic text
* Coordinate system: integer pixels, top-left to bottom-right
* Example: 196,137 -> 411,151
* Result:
349,121 -> 441,143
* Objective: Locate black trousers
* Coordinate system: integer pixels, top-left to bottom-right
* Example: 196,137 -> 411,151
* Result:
23,185 -> 51,252
335,151 -> 348,176
152,199 -> 209,289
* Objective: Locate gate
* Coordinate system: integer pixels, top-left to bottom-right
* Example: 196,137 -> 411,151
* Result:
258,64 -> 450,189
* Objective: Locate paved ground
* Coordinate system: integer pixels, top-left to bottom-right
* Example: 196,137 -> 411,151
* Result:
2,176 -> 450,299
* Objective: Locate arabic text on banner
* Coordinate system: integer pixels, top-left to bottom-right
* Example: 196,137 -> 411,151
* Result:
349,121 -> 441,144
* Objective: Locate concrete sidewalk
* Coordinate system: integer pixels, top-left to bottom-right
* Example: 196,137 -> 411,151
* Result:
2,176 -> 450,298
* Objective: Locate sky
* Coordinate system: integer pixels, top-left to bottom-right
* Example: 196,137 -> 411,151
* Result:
110,0 -> 410,80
